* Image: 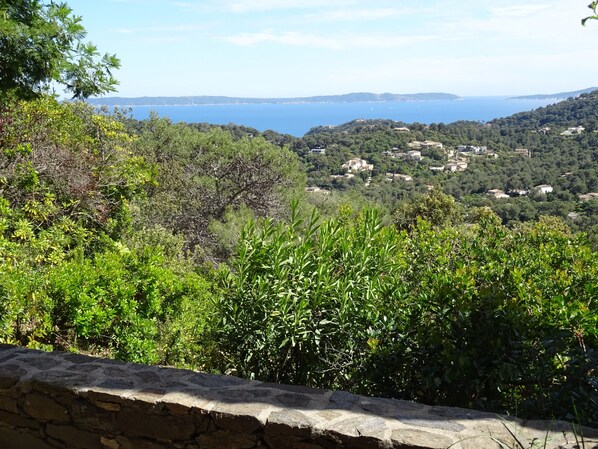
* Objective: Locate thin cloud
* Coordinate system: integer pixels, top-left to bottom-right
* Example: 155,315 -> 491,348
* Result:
306,7 -> 407,22
490,4 -> 550,17
110,24 -> 204,34
224,0 -> 358,13
220,31 -> 436,50
222,31 -> 343,49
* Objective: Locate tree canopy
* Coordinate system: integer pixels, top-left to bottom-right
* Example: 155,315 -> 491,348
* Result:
0,0 -> 119,99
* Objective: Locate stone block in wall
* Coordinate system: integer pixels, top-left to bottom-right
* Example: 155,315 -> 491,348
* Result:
210,402 -> 264,434
46,423 -> 103,449
0,409 -> 40,429
71,399 -> 118,433
0,364 -> 26,389
390,428 -> 464,449
265,409 -> 316,440
0,391 -> 19,414
116,406 -> 196,441
23,394 -> 70,424
115,435 -> 172,449
196,429 -> 257,449
0,426 -> 54,449
265,434 -> 331,449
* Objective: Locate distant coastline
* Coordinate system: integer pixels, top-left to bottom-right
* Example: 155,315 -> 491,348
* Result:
121,96 -> 559,137
509,87 -> 598,100
86,92 -> 461,107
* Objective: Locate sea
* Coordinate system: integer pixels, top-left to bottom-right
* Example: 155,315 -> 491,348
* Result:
126,96 -> 559,137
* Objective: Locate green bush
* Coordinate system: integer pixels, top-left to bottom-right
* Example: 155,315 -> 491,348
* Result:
0,97 -> 213,368
45,240 -> 213,365
215,208 -> 598,426
215,205 -> 403,386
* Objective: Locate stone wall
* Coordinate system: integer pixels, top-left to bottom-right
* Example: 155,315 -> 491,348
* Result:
0,344 -> 597,449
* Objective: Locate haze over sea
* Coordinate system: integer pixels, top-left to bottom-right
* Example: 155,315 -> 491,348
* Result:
127,97 -> 558,137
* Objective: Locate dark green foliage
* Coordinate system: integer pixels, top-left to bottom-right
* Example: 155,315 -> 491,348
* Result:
215,205 -> 403,386
134,115 -> 304,258
215,208 -> 598,426
0,0 -> 119,99
394,189 -> 464,230
0,97 -> 212,368
45,239 -> 213,365
492,91 -> 598,129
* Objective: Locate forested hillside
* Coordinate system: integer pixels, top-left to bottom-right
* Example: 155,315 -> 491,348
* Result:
262,91 -> 598,247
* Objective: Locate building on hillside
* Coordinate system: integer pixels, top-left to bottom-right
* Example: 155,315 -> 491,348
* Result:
331,173 -> 355,180
579,192 -> 598,202
422,140 -> 443,149
560,126 -> 585,136
385,173 -> 413,182
487,189 -> 510,199
429,166 -> 445,172
514,148 -> 531,158
394,127 -> 410,132
305,186 -> 329,194
539,127 -> 551,134
309,148 -> 326,155
534,184 -> 553,194
406,150 -> 423,160
409,140 -> 444,150
457,145 -> 487,154
446,161 -> 468,172
342,158 -> 374,172
383,148 -> 406,158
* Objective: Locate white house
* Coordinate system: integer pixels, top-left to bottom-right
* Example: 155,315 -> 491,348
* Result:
386,173 -> 413,182
406,150 -> 423,160
560,126 -> 585,136
342,158 -> 374,172
446,161 -> 468,172
383,149 -> 406,158
534,184 -> 554,194
458,145 -> 487,154
409,140 -> 443,150
422,140 -> 443,149
310,148 -> 326,155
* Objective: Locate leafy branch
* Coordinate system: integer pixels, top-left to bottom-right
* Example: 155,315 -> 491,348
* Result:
582,1 -> 598,25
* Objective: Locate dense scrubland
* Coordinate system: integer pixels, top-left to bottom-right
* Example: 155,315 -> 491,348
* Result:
0,91 -> 597,427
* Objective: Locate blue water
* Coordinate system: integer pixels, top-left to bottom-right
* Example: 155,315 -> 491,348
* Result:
127,97 -> 558,137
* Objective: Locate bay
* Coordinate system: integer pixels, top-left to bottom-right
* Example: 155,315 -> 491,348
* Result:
127,96 -> 559,137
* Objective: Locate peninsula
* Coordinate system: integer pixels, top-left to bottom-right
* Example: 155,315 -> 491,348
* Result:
509,86 -> 598,100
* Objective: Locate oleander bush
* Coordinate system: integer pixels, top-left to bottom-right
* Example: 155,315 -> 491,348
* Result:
215,206 -> 598,426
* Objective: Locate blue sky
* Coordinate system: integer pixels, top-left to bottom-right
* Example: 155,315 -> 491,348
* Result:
67,0 -> 598,98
